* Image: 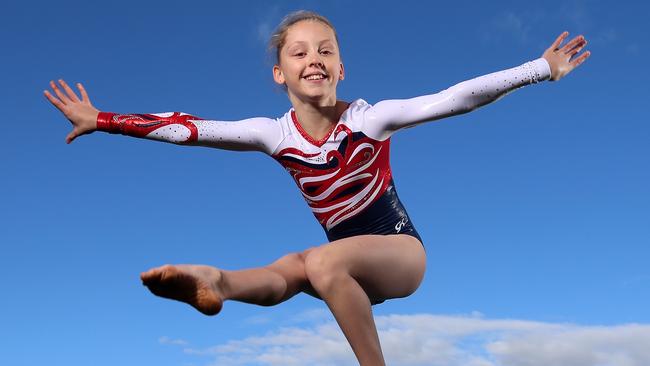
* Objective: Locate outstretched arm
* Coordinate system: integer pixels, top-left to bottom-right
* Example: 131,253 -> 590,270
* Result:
95,111 -> 281,153
362,32 -> 590,141
44,80 -> 281,154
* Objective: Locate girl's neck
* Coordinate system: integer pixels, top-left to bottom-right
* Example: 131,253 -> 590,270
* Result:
289,94 -> 349,140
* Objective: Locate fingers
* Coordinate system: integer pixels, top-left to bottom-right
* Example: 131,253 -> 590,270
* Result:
568,39 -> 587,57
43,89 -> 66,112
77,82 -> 90,103
44,79 -> 91,111
59,79 -> 81,103
549,32 -> 586,56
570,50 -> 591,67
550,31 -> 569,50
49,80 -> 71,104
562,35 -> 586,55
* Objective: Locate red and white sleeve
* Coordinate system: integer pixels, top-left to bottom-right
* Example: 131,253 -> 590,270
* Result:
96,112 -> 282,154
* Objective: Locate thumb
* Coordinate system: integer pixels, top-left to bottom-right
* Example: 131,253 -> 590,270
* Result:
66,129 -> 79,144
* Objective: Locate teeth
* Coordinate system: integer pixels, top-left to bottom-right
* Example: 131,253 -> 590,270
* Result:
305,74 -> 325,80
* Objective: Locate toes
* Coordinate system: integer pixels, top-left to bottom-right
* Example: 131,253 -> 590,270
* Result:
140,271 -> 151,282
140,269 -> 157,284
158,265 -> 178,280
140,265 -> 171,284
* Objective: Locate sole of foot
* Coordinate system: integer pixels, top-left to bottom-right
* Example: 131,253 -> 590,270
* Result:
140,264 -> 224,316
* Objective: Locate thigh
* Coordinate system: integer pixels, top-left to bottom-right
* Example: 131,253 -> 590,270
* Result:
308,235 -> 426,303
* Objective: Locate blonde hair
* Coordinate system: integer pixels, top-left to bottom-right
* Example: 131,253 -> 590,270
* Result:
268,10 -> 340,64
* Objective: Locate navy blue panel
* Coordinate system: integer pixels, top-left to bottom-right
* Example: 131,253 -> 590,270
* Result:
324,179 -> 424,248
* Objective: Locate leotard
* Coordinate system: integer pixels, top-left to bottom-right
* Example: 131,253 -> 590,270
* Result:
96,58 -> 551,245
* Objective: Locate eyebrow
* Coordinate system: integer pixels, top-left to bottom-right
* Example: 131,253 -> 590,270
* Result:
286,39 -> 335,50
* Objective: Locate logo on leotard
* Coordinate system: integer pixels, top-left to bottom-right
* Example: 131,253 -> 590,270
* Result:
395,217 -> 408,233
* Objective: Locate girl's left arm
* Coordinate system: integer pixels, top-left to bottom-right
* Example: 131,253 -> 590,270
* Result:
362,32 -> 590,141
44,79 -> 282,154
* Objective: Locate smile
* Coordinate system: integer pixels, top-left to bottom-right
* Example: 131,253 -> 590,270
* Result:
303,73 -> 327,81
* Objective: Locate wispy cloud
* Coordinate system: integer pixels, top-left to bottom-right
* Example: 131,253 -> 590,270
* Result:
480,3 -> 636,57
496,12 -> 531,43
625,43 -> 640,55
558,0 -> 593,31
241,307 -> 333,327
159,336 -> 189,346
165,313 -> 650,366
622,274 -> 650,287
255,5 -> 282,45
556,1 -> 629,49
243,314 -> 274,325
479,11 -> 542,46
287,307 -> 333,324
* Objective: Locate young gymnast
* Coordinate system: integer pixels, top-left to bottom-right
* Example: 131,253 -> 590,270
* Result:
44,10 -> 590,366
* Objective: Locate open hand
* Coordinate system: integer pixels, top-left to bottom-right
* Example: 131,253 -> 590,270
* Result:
44,79 -> 100,144
542,32 -> 591,81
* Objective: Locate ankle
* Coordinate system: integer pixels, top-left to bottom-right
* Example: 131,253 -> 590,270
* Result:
219,270 -> 234,300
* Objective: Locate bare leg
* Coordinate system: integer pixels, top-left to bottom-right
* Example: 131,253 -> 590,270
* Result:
140,251 -> 317,315
315,271 -> 385,365
141,235 -> 426,366
221,250 -> 316,305
304,234 -> 426,366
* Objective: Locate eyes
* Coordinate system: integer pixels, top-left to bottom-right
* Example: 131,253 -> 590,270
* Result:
292,49 -> 334,58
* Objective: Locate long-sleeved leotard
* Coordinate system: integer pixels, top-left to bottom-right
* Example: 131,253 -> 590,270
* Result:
97,58 -> 551,244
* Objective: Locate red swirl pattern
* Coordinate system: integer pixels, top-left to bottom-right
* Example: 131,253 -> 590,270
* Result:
274,125 -> 392,230
96,112 -> 201,143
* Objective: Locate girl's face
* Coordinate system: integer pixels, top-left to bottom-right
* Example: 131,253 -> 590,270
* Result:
273,20 -> 344,104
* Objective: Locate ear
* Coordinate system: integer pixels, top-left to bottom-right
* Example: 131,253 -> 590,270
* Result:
339,62 -> 345,80
273,65 -> 285,85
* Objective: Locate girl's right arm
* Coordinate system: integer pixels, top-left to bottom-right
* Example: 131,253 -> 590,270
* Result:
360,32 -> 590,141
44,79 -> 281,155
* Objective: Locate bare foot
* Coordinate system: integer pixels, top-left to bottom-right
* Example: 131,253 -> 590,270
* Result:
140,264 -> 224,316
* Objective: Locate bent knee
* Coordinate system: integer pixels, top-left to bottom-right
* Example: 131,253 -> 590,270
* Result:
304,247 -> 334,275
304,247 -> 346,289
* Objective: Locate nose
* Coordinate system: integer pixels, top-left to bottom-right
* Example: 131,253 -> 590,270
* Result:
308,51 -> 324,67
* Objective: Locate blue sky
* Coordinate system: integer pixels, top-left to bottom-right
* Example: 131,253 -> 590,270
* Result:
1,0 -> 649,365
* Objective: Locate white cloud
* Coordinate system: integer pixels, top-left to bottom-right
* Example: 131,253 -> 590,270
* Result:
488,324 -> 650,366
171,313 -> 650,366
